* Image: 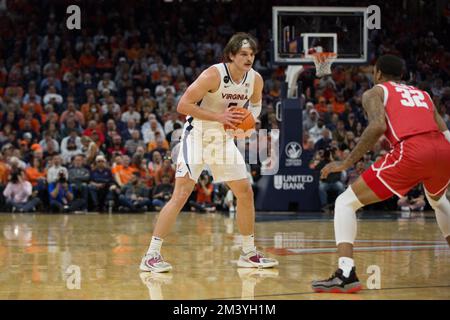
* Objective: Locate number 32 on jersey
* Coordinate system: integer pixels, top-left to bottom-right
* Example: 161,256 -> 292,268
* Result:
393,83 -> 429,109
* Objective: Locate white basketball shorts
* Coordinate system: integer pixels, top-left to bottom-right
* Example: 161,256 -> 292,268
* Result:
175,118 -> 248,183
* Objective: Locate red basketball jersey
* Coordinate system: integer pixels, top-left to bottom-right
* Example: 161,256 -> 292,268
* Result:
377,81 -> 440,145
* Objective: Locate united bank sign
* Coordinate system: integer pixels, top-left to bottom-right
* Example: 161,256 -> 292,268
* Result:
274,175 -> 314,190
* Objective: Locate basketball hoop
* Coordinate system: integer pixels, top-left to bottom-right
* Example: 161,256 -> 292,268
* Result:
311,52 -> 337,78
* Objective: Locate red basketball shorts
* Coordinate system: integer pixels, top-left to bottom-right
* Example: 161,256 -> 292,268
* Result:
361,131 -> 450,200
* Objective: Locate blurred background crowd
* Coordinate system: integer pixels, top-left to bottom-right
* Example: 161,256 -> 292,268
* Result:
0,0 -> 449,213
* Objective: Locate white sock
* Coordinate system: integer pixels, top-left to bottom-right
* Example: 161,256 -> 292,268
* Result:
147,236 -> 163,255
242,234 -> 256,254
338,257 -> 354,277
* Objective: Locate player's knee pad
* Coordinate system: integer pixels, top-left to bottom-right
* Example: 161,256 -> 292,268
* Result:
425,192 -> 449,210
426,192 -> 450,237
334,187 -> 364,245
335,187 -> 364,212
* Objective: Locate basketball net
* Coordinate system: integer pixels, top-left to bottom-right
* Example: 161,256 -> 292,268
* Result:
311,52 -> 337,78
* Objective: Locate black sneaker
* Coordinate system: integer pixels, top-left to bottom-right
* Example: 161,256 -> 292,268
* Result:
312,267 -> 362,293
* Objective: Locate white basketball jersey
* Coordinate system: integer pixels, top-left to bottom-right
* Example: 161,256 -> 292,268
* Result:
191,63 -> 256,128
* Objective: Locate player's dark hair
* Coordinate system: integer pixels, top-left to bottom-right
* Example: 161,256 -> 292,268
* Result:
375,55 -> 405,80
223,32 -> 258,62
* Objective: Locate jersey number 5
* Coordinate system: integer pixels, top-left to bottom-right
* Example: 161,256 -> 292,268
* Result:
395,88 -> 429,109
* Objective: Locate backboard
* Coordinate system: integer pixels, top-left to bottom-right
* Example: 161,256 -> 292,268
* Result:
272,6 -> 369,65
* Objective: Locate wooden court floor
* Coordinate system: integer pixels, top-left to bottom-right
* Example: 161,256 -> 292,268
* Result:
0,211 -> 448,300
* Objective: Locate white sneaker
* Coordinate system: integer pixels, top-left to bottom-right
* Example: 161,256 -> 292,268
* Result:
237,250 -> 279,268
140,252 -> 172,273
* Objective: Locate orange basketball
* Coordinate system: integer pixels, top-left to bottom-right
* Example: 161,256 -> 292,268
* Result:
224,107 -> 255,138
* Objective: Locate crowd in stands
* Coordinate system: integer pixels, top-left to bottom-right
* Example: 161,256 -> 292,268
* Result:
0,0 -> 449,213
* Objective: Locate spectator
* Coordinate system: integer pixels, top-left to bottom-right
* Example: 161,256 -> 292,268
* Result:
101,95 -> 121,116
124,130 -> 146,155
3,169 -> 41,212
138,157 -> 155,191
148,131 -> 169,155
148,150 -> 163,172
398,185 -> 426,212
97,73 -> 117,93
0,153 -> 10,209
60,102 -> 85,127
47,155 -> 68,184
60,129 -> 83,164
88,155 -> 114,212
121,119 -> 140,142
79,48 -> 97,72
169,122 -> 183,147
80,136 -> 99,164
142,117 -> 164,144
107,134 -> 127,157
112,155 -> 137,188
121,97 -> 141,123
48,170 -> 77,213
118,172 -> 152,212
164,112 -> 184,136
190,173 -> 216,213
39,130 -> 59,153
155,156 -> 175,185
152,174 -> 174,211
312,148 -> 345,210
309,118 -> 326,144
25,157 -> 47,204
314,129 -> 332,151
83,120 -> 105,145
167,56 -> 184,79
155,76 -> 176,98
68,155 -> 90,211
303,109 -> 319,132
43,86 -> 63,109
346,161 -> 366,185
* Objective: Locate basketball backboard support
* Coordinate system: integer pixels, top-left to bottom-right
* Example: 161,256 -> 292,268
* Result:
272,6 -> 369,65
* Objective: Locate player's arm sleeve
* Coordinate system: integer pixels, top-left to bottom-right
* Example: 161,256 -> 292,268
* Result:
248,72 -> 264,120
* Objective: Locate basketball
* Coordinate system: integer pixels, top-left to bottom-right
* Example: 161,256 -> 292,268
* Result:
224,107 -> 256,138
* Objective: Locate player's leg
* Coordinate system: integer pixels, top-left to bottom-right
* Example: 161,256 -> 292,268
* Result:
226,178 -> 254,236
215,136 -> 278,268
226,178 -> 278,268
312,175 -> 387,293
425,189 -> 450,246
423,132 -> 450,246
152,175 -> 196,238
140,174 -> 196,272
335,176 -> 384,258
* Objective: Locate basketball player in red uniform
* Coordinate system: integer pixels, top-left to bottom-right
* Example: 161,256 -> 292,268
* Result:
312,55 -> 450,293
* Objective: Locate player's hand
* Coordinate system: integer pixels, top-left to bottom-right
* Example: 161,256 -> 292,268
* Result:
320,161 -> 348,179
217,108 -> 244,129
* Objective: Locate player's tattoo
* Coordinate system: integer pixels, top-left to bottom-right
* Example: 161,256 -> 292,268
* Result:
344,87 -> 387,168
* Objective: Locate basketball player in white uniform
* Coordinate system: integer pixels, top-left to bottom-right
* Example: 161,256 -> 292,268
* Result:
140,33 -> 279,272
